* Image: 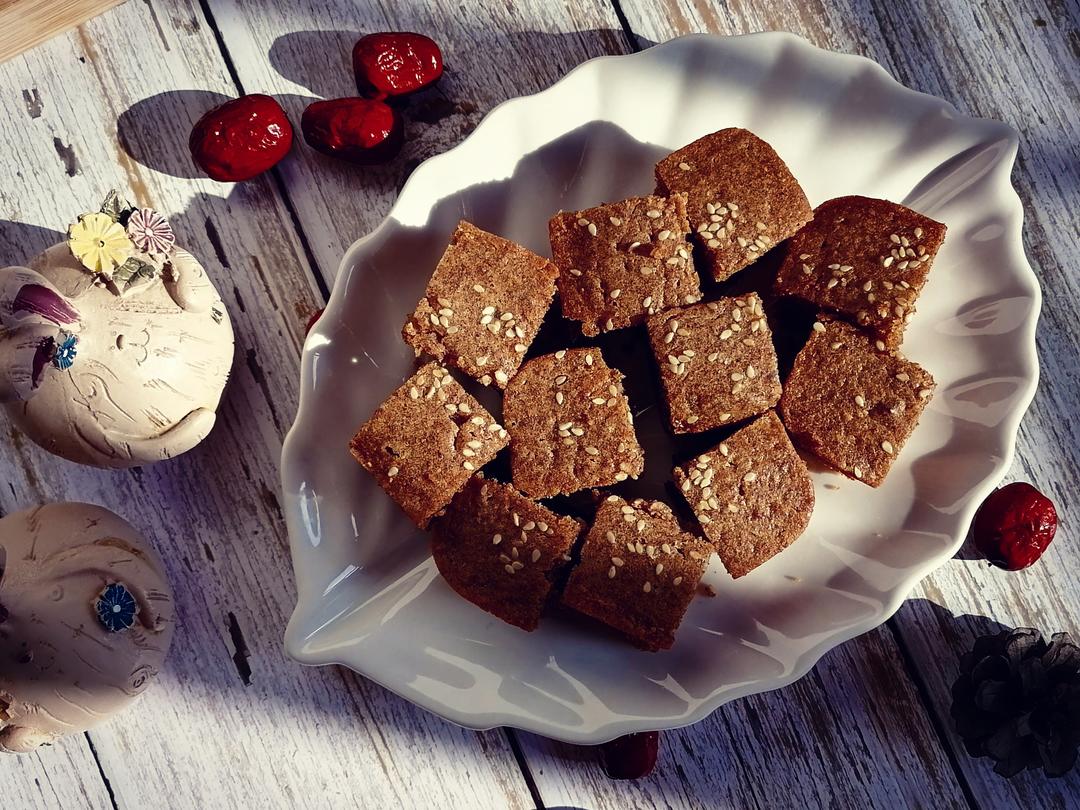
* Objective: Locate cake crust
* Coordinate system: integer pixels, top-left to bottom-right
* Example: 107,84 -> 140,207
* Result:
431,476 -> 582,631
502,348 -> 645,498
549,194 -> 701,336
402,220 -> 559,388
348,362 -> 509,527
655,128 -> 812,282
673,411 -> 814,578
773,196 -> 947,349
646,293 -> 781,434
561,495 -> 712,651
780,318 -> 936,487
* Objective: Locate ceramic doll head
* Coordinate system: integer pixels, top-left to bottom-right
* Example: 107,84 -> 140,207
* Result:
0,191 -> 234,467
0,502 -> 174,753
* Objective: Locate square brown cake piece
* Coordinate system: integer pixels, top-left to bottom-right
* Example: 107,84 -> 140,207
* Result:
402,220 -> 559,388
561,495 -> 713,651
646,292 -> 781,434
673,411 -> 814,578
655,128 -> 812,283
431,476 -> 582,631
548,194 -> 702,336
780,318 -> 936,487
348,363 -> 509,527
502,348 -> 645,498
773,195 -> 947,349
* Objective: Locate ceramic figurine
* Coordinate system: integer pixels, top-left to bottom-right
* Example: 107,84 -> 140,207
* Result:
0,502 -> 175,753
0,191 -> 234,467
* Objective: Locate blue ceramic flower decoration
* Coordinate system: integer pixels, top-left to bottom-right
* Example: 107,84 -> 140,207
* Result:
52,333 -> 78,370
95,583 -> 138,632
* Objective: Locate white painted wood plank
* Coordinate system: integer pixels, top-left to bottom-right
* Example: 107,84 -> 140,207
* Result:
621,0 -> 1080,806
206,0 -> 630,284
519,624 -> 968,808
0,1 -> 531,808
4,735 -> 113,810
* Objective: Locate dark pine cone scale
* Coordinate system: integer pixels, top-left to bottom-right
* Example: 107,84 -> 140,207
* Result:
951,627 -> 1080,778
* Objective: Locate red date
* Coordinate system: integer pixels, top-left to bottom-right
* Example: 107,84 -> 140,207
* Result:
300,98 -> 403,165
189,94 -> 293,182
972,482 -> 1058,570
352,32 -> 444,98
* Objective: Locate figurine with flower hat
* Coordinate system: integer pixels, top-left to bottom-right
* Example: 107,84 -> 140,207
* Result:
0,191 -> 233,467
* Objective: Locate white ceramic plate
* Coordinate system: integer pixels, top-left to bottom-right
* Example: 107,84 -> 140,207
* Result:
280,33 -> 1039,743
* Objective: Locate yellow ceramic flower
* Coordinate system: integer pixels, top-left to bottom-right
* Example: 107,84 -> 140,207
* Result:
68,212 -> 131,276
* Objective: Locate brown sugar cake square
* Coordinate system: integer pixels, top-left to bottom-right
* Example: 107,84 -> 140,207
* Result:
773,195 -> 947,349
402,220 -> 559,388
561,496 -> 713,651
780,318 -> 936,487
673,411 -> 814,578
431,476 -> 582,631
646,292 -> 781,434
548,193 -> 702,336
348,363 -> 509,527
655,128 -> 812,283
502,348 -> 645,498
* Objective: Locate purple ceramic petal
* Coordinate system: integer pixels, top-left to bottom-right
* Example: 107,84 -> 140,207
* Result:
13,284 -> 79,325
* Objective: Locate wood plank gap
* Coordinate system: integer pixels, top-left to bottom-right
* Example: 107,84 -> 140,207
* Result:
607,0 -> 643,52
193,0 -> 332,302
884,616 -> 980,810
83,733 -> 120,810
504,729 -> 547,810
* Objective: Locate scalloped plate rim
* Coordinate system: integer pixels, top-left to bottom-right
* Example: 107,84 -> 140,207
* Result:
280,31 -> 1041,743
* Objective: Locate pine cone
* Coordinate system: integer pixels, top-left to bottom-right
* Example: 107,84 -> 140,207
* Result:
951,627 -> 1080,777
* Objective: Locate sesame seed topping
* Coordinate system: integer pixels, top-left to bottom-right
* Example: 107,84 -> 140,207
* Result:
569,268 -> 582,277
492,533 -> 502,545
914,227 -> 924,238
646,209 -> 661,218
812,321 -> 826,333
495,370 -> 509,384
608,566 -> 617,578
585,353 -> 594,366
587,222 -> 598,236
853,466 -> 863,479
855,394 -> 866,408
387,466 -> 399,477
678,161 -> 692,171
643,582 -> 652,593
673,576 -> 683,586
744,472 -> 758,483
463,461 -> 475,471
555,350 -> 566,359
881,441 -> 894,455
875,340 -> 887,351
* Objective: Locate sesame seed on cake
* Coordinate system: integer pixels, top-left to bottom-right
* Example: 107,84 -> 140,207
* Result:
402,220 -> 559,388
548,194 -> 702,336
774,196 -> 947,349
780,318 -> 936,487
646,292 -> 781,434
655,128 -> 812,283
348,362 -> 509,527
561,495 -> 713,651
431,476 -> 582,631
502,348 -> 645,498
673,411 -> 814,578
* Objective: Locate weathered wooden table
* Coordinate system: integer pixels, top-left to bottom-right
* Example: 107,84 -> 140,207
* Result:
3,1 -> 1077,807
